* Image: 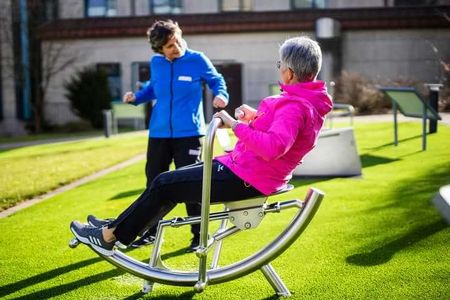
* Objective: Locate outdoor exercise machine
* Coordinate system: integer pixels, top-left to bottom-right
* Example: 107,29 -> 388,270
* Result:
69,118 -> 325,297
294,103 -> 362,178
380,86 -> 442,151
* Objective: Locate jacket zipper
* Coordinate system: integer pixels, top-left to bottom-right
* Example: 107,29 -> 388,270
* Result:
169,62 -> 174,137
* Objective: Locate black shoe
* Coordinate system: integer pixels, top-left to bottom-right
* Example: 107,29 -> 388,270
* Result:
129,233 -> 156,248
185,235 -> 200,253
70,221 -> 115,256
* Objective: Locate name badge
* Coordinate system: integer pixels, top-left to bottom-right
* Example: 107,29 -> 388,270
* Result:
178,76 -> 192,82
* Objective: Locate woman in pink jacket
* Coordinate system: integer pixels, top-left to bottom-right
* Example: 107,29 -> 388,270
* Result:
70,36 -> 333,256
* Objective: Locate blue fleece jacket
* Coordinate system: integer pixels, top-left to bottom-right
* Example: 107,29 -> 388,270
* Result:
133,49 -> 229,138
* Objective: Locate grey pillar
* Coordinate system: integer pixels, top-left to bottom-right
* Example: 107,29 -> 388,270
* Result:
102,109 -> 113,138
315,18 -> 341,84
424,83 -> 442,134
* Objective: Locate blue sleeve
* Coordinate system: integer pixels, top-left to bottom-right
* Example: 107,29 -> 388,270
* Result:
198,53 -> 229,104
133,80 -> 155,106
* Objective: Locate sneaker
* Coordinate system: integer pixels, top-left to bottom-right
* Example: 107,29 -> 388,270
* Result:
70,221 -> 115,256
129,233 -> 156,248
185,235 -> 200,253
87,214 -> 115,227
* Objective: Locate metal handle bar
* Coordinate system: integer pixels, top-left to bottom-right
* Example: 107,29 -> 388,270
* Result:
196,117 -> 222,291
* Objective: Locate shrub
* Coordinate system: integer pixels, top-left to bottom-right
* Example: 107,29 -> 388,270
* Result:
64,67 -> 112,128
333,71 -> 389,115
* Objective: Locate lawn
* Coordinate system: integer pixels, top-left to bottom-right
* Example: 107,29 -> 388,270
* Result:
0,121 -> 449,299
0,131 -> 148,211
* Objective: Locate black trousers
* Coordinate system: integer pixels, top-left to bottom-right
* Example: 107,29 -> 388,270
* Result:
145,137 -> 203,237
111,161 -> 263,245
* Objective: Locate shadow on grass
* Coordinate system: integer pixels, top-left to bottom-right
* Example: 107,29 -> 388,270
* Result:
131,290 -> 196,300
366,134 -> 423,151
261,294 -> 285,300
346,219 -> 447,266
1,249 -> 193,299
109,188 -> 144,200
0,257 -> 103,298
359,154 -> 398,168
347,163 -> 450,266
11,269 -> 125,300
161,247 -> 192,261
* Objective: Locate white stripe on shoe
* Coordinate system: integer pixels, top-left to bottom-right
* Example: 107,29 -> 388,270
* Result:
70,226 -> 114,256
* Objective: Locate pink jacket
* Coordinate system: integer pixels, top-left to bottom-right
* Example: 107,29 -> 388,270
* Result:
215,81 -> 332,195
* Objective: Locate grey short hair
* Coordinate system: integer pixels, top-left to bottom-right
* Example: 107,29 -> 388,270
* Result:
279,36 -> 322,82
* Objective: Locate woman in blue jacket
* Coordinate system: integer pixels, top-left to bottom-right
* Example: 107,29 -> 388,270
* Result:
118,20 -> 228,251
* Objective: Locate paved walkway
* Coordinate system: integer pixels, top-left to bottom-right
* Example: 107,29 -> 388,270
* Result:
348,112 -> 450,125
0,135 -> 103,150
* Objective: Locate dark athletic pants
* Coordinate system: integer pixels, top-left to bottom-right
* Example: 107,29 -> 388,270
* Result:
145,137 -> 203,237
111,161 -> 263,245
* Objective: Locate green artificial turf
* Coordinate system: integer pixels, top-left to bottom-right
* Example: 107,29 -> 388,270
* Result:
0,121 -> 449,299
0,132 -> 148,211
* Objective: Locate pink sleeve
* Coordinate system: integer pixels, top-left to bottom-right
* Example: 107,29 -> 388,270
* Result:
234,103 -> 305,161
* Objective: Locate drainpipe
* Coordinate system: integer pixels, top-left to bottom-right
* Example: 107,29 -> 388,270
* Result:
20,0 -> 31,120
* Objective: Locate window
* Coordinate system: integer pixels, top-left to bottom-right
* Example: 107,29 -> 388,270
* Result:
150,0 -> 182,14
131,62 -> 151,91
291,0 -> 327,9
97,63 -> 121,101
220,0 -> 251,11
42,0 -> 58,21
85,0 -> 117,17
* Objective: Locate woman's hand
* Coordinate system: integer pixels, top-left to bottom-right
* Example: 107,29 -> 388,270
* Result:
123,91 -> 136,103
235,104 -> 256,122
214,110 -> 237,129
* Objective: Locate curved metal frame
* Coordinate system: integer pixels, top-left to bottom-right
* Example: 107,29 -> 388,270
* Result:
70,118 -> 325,297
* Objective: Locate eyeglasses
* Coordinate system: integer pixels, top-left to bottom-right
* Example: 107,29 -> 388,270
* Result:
276,60 -> 281,69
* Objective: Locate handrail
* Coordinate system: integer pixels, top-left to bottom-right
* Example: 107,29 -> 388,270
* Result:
326,103 -> 355,128
196,117 -> 222,291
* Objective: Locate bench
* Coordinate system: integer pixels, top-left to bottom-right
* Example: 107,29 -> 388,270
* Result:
325,103 -> 355,129
380,87 -> 441,151
111,102 -> 146,133
294,127 -> 362,177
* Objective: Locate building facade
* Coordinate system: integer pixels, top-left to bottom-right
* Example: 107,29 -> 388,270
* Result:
1,0 -> 449,135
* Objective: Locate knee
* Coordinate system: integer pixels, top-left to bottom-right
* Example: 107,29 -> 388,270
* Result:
150,172 -> 170,190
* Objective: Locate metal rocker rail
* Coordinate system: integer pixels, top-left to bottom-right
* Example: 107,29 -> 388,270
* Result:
69,117 -> 325,297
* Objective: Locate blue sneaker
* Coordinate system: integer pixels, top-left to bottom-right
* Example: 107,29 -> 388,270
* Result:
70,221 -> 115,256
87,215 -> 114,227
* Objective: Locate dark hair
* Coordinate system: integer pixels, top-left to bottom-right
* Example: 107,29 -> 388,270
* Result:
147,19 -> 182,54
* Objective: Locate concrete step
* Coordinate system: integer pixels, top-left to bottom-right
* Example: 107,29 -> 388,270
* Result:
432,185 -> 450,224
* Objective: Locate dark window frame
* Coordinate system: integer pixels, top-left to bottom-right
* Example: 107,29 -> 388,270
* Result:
394,0 -> 438,6
131,62 -> 151,90
97,63 -> 121,102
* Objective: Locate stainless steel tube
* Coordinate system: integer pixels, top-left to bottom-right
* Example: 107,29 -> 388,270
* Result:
195,117 -> 222,291
100,188 -> 324,287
